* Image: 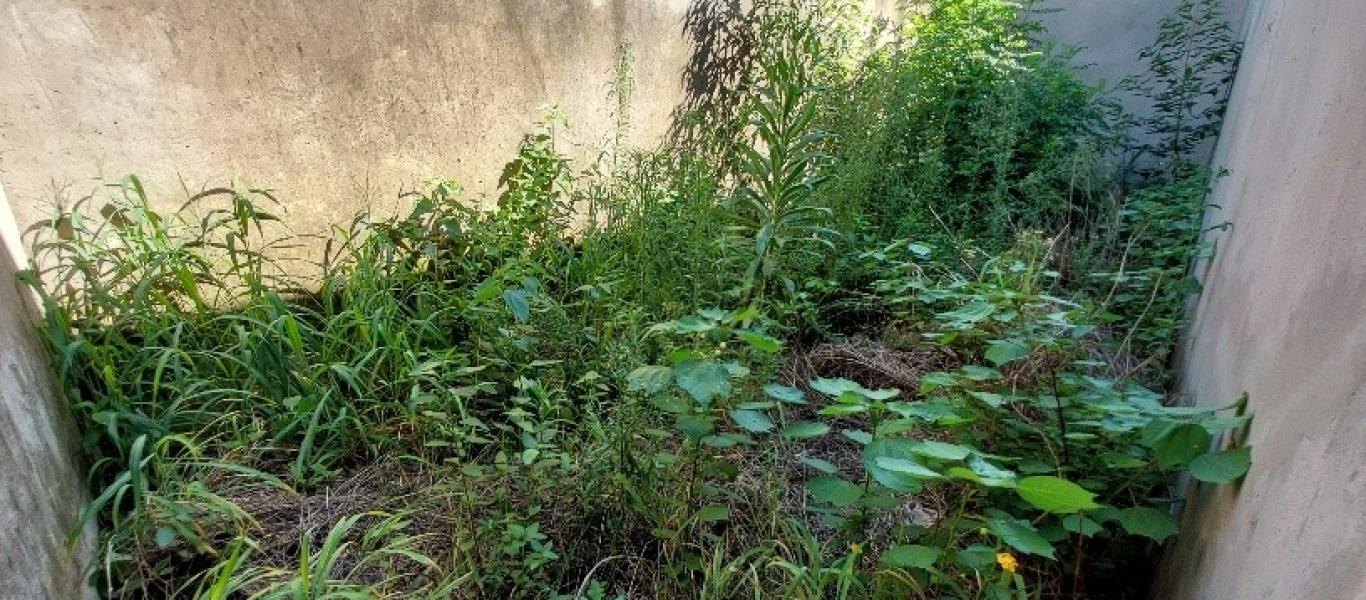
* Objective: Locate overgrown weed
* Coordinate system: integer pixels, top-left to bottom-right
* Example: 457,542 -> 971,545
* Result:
23,1 -> 1246,598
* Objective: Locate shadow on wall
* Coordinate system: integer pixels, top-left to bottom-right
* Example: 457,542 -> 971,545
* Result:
669,0 -> 760,152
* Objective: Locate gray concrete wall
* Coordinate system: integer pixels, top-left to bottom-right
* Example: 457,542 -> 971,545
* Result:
0,184 -> 95,598
1035,0 -> 1247,153
1158,0 -> 1366,597
0,0 -> 698,247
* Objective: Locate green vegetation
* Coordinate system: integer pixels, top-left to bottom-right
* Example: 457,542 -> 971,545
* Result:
22,1 -> 1246,598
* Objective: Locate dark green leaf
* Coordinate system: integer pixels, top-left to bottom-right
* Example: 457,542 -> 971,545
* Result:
1151,423 -> 1212,468
1188,446 -> 1251,483
626,365 -> 672,395
806,476 -> 864,507
782,422 -> 831,440
729,409 -> 774,433
764,384 -> 807,404
674,360 -> 732,407
985,340 -> 1030,366
988,518 -> 1056,558
880,544 -> 942,569
1116,507 -> 1178,542
502,289 -> 530,323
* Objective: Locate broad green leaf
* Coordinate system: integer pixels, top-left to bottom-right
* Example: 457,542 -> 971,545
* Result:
651,395 -> 690,414
875,457 -> 943,479
1062,514 -> 1103,537
695,504 -> 730,523
1116,507 -> 1178,542
821,404 -> 869,416
674,360 -> 732,406
810,377 -> 862,397
985,340 -> 1030,366
626,365 -> 672,395
942,301 -> 994,325
502,289 -> 530,323
764,384 -> 807,404
698,308 -> 730,322
781,421 -> 830,440
1016,476 -> 1100,514
1187,446 -> 1251,483
729,409 -> 774,433
806,476 -> 863,507
737,330 -> 783,353
800,457 -> 838,474
880,544 -> 942,569
674,414 -> 714,441
472,278 -> 502,303
863,387 -> 901,401
862,439 -> 923,493
956,544 -> 997,570
1151,423 -> 1212,468
988,518 -> 1056,559
675,315 -> 714,333
968,391 -> 1007,407
700,435 -> 739,448
919,371 -> 961,393
842,429 -> 872,445
913,440 -> 972,461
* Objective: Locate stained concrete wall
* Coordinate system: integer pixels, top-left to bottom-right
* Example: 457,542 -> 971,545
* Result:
0,184 -> 95,598
1158,0 -> 1366,597
0,0 -> 699,248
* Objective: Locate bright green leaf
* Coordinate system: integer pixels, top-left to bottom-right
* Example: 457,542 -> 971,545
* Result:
737,330 -> 783,353
782,422 -> 830,440
1016,476 -> 1100,514
695,504 -> 730,523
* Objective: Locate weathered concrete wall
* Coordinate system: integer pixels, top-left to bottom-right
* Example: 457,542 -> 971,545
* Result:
0,184 -> 95,598
0,0 -> 696,247
1158,0 -> 1366,597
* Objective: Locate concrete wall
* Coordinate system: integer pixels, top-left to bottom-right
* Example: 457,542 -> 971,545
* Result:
0,184 -> 95,598
1158,0 -> 1366,597
1035,0 -> 1247,152
0,0 -> 698,248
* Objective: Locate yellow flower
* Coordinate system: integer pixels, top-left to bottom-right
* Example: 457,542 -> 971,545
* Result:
996,552 -> 1018,573
848,542 -> 863,555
